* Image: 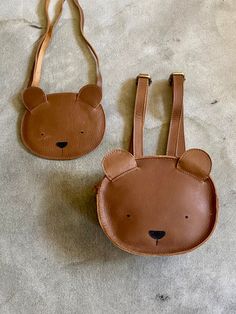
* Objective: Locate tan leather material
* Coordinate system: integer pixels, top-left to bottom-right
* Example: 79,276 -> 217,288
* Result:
132,75 -> 150,158
96,73 -> 218,256
167,73 -> 185,157
102,150 -> 138,181
22,86 -> 47,111
177,149 -> 212,181
78,84 -> 102,108
21,0 -> 105,160
21,85 -> 105,160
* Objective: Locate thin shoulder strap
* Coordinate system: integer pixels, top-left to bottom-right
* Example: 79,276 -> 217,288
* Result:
131,74 -> 152,158
166,73 -> 185,157
29,0 -> 102,88
29,0 -> 64,87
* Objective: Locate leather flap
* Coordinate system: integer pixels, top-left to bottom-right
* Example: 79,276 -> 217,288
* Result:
22,87 -> 47,111
177,149 -> 212,180
77,84 -> 102,108
102,149 -> 138,181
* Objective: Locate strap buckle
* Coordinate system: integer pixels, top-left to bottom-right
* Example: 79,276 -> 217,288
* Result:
169,72 -> 185,85
136,73 -> 152,86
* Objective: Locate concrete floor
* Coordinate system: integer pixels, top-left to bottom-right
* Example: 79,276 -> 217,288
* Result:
0,0 -> 236,313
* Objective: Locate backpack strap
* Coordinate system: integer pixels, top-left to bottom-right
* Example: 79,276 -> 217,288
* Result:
131,74 -> 152,158
29,0 -> 102,88
131,73 -> 185,159
166,73 -> 185,157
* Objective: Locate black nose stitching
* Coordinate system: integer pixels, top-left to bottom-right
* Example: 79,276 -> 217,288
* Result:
148,230 -> 166,240
56,141 -> 68,149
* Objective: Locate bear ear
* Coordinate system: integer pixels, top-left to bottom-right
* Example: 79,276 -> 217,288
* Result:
102,149 -> 138,181
177,149 -> 212,180
77,84 -> 102,108
22,87 -> 47,111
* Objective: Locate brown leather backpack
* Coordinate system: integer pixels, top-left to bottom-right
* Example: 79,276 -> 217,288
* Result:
21,0 -> 105,160
96,73 -> 218,256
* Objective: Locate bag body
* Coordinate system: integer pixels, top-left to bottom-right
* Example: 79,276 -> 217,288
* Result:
21,0 -> 105,160
97,73 -> 218,256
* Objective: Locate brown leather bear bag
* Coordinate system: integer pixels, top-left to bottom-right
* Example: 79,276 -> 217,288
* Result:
97,73 -> 218,256
21,0 -> 105,160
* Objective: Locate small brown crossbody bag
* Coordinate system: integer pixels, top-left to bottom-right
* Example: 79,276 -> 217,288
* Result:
21,0 -> 105,160
97,73 -> 218,256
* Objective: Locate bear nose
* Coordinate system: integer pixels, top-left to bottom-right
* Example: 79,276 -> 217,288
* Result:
148,230 -> 166,240
56,141 -> 68,149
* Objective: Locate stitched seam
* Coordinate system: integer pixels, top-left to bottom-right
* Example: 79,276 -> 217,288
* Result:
176,166 -> 207,182
111,167 -> 139,182
178,148 -> 212,174
103,152 -> 211,182
136,156 -> 177,160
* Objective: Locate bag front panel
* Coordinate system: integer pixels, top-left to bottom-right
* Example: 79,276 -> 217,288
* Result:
21,92 -> 105,160
97,157 -> 218,255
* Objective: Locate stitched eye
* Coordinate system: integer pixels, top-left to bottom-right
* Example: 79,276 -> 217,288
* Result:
40,132 -> 45,137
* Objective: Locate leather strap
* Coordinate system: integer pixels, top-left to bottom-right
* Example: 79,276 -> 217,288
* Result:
131,73 -> 185,158
166,73 -> 185,157
132,74 -> 151,158
29,0 -> 102,88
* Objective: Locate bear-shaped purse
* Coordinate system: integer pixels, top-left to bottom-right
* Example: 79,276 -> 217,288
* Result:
21,0 -> 105,160
96,73 -> 218,256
